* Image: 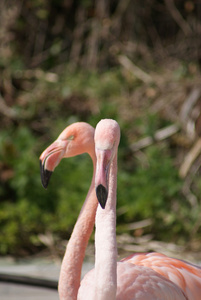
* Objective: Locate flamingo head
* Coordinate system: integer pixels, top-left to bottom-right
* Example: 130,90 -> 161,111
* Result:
40,122 -> 94,188
94,119 -> 120,209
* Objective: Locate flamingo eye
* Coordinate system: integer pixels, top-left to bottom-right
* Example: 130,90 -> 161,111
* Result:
67,135 -> 74,140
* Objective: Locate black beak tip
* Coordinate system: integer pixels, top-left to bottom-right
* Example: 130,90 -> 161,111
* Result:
96,184 -> 108,209
40,160 -> 53,189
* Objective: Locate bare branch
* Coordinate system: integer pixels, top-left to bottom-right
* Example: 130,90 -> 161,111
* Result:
130,124 -> 179,152
118,55 -> 153,84
179,138 -> 201,178
180,88 -> 201,123
127,219 -> 152,231
69,6 -> 86,68
164,0 -> 192,36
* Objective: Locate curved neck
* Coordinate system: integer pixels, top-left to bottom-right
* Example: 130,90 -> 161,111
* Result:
58,153 -> 97,300
94,154 -> 118,300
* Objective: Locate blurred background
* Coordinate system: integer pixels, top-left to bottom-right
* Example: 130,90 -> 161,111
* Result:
0,0 -> 201,262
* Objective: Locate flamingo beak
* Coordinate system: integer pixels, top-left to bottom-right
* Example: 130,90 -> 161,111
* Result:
39,139 -> 68,188
95,148 -> 112,209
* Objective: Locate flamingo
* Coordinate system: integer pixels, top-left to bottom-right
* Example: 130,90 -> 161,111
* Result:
40,120 -> 201,300
40,122 -> 97,300
78,119 -> 200,299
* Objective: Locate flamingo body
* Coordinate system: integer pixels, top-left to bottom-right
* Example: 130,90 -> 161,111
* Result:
40,120 -> 201,300
40,122 -> 97,300
78,262 -> 188,299
78,119 -> 189,300
122,252 -> 201,300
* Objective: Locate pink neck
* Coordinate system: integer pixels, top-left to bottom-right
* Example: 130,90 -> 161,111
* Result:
93,155 -> 117,300
58,154 -> 97,300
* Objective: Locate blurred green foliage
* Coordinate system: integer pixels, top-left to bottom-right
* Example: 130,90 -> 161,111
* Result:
1,0 -> 201,256
0,67 -> 199,255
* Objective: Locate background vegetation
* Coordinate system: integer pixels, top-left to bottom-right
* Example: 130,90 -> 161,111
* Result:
0,0 -> 201,257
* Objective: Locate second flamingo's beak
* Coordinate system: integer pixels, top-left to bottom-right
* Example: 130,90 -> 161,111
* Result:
95,148 -> 112,209
39,139 -> 68,188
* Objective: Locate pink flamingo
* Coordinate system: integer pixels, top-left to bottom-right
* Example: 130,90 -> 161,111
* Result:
40,122 -> 97,300
78,119 -> 200,299
40,120 -> 201,300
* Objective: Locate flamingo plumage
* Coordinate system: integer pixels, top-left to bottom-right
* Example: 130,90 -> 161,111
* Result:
122,252 -> 201,300
40,122 -> 97,300
78,119 -> 191,299
40,120 -> 201,300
